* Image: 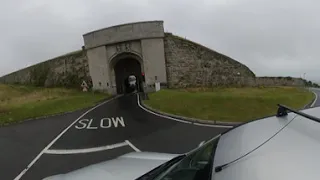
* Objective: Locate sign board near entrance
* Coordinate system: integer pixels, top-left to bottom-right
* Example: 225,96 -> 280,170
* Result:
81,80 -> 88,92
155,82 -> 160,92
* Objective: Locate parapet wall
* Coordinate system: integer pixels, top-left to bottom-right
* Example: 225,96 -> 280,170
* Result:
254,77 -> 304,87
83,21 -> 164,49
0,50 -> 91,88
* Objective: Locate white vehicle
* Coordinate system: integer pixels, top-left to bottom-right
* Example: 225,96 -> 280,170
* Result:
44,105 -> 320,180
128,75 -> 137,89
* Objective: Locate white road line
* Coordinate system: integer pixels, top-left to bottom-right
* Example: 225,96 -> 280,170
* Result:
193,122 -> 233,128
311,91 -> 318,108
125,140 -> 141,152
14,95 -> 121,180
137,95 -> 191,124
13,146 -> 49,180
137,94 -> 233,128
45,142 -> 128,155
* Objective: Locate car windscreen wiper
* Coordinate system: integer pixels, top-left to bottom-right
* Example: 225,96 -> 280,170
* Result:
215,110 -> 296,173
277,104 -> 320,123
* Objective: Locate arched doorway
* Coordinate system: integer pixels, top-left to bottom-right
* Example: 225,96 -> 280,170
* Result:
113,56 -> 144,94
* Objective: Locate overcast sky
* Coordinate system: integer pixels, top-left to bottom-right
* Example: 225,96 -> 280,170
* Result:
0,0 -> 319,82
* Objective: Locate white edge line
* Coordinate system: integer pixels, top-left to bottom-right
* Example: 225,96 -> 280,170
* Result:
137,94 -> 192,124
193,122 -> 233,128
14,95 -> 120,180
137,94 -> 233,128
311,91 -> 318,108
125,140 -> 141,152
44,142 -> 128,155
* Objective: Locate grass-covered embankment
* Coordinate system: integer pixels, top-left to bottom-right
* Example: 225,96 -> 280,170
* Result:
144,87 -> 314,122
0,84 -> 109,126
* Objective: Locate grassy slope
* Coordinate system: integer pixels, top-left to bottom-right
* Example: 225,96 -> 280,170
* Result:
0,84 -> 109,126
144,87 -> 314,122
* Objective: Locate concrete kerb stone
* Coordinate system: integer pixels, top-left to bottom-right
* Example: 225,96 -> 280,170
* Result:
302,96 -> 315,110
302,88 -> 317,109
139,94 -> 241,126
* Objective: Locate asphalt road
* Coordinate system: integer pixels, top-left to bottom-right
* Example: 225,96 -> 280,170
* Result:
2,89 -> 319,180
0,94 -> 229,180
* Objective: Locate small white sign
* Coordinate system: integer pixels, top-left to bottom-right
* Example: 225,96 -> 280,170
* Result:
75,117 -> 125,129
155,82 -> 160,92
81,80 -> 88,92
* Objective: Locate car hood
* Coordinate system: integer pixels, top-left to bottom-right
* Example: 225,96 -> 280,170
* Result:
213,107 -> 320,180
43,152 -> 178,180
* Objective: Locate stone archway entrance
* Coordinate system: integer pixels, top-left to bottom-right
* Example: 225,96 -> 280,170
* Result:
84,21 -> 168,95
114,57 -> 143,94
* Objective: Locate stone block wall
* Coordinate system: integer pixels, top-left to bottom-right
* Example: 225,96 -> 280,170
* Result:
254,77 -> 304,87
0,32 -> 304,90
164,33 -> 256,88
0,50 -> 91,88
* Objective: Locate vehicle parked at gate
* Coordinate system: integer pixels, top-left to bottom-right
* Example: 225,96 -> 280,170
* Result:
44,105 -> 320,180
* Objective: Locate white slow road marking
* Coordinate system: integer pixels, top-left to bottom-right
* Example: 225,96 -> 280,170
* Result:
14,95 -> 121,180
137,94 -> 233,128
75,117 -> 126,129
125,140 -> 141,152
311,91 -> 318,108
44,142 -> 128,155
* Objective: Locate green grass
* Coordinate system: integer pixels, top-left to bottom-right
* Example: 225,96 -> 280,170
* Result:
144,87 -> 314,122
0,84 -> 109,126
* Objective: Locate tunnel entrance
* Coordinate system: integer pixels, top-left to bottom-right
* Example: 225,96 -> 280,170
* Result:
114,57 -> 143,94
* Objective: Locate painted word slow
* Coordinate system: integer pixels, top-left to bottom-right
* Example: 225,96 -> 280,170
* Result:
75,117 -> 125,129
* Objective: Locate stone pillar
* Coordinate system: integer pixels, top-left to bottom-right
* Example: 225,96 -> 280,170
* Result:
141,38 -> 167,92
87,46 -> 113,94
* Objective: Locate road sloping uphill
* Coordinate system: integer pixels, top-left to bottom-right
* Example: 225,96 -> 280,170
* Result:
1,93 -> 228,180
5,88 -> 320,180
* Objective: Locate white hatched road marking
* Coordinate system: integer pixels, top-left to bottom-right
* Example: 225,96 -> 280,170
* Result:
45,142 -> 128,155
14,96 -> 122,180
125,140 -> 141,152
14,92 -> 234,180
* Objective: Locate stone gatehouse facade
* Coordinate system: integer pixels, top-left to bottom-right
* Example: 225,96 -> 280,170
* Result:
83,21 -> 168,94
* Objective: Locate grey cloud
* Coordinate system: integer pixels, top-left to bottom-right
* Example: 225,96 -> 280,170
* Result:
0,0 -> 319,82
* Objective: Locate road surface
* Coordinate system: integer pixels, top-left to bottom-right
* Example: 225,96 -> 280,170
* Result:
2,89 -> 319,180
0,94 -> 230,180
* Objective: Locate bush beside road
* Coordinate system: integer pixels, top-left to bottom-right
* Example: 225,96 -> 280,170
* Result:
144,87 -> 314,122
0,84 -> 109,126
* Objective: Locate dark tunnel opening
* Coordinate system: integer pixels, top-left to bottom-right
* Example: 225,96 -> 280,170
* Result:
114,58 -> 143,94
